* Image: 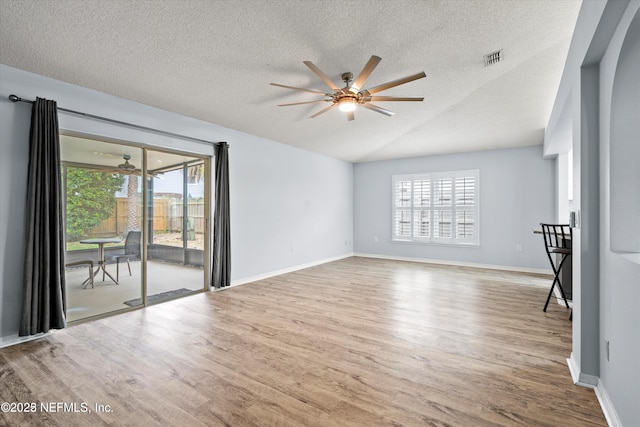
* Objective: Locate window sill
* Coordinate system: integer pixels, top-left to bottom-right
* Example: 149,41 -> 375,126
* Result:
391,239 -> 480,248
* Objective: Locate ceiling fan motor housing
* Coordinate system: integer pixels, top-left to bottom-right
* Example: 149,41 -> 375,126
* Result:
341,72 -> 353,84
118,154 -> 136,170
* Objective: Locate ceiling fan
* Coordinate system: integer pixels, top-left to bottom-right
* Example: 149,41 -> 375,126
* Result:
118,154 -> 136,172
82,154 -> 144,176
72,154 -> 162,178
270,55 -> 426,121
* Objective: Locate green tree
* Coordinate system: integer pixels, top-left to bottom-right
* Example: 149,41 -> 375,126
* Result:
65,167 -> 125,241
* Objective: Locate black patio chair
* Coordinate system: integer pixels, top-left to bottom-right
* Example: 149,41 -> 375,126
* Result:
107,231 -> 141,281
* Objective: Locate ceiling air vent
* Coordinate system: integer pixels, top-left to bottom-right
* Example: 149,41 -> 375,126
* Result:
484,50 -> 502,66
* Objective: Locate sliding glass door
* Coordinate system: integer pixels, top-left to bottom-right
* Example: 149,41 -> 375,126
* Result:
61,134 -> 209,321
62,135 -> 144,321
145,150 -> 208,304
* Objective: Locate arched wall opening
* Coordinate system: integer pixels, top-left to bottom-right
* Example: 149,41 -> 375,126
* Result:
610,8 -> 640,260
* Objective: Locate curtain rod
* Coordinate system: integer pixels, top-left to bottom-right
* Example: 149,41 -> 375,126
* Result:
8,94 -> 223,147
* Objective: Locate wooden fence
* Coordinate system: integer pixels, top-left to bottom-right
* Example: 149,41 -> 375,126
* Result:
86,197 -> 205,238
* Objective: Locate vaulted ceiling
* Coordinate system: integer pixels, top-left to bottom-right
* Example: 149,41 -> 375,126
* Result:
0,0 -> 581,162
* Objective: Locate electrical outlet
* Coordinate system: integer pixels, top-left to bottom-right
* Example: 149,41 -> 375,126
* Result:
516,244 -> 522,252
373,236 -> 378,243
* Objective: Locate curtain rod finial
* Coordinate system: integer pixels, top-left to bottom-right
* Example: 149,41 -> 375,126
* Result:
9,94 -> 21,102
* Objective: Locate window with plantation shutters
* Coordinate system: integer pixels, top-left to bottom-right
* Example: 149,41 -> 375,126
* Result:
392,170 -> 479,245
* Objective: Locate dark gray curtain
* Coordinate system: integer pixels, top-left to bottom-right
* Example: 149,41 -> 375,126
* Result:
212,142 -> 231,289
19,98 -> 66,336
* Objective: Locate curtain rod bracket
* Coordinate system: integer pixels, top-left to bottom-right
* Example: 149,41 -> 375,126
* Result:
9,94 -> 23,102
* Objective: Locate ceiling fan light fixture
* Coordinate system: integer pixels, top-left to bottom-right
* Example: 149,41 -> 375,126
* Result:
339,99 -> 357,112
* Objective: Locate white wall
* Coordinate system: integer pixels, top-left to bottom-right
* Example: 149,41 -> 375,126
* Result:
353,145 -> 555,271
544,1 -> 640,425
556,152 -> 571,223
0,64 -> 353,344
229,132 -> 353,283
598,2 -> 640,426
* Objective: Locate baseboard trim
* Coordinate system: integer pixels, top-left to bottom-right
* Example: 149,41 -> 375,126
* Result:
594,381 -> 623,427
353,252 -> 552,275
223,253 -> 551,292
566,354 -> 599,388
221,253 -> 354,290
567,354 -> 624,426
0,332 -> 51,349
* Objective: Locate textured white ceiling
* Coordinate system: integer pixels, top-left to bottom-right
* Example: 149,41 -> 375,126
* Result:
0,0 -> 581,163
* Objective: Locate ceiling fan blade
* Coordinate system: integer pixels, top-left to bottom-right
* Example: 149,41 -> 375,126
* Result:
270,83 -> 327,95
363,71 -> 427,95
277,99 -> 331,107
351,55 -> 381,92
361,103 -> 395,117
303,61 -> 341,91
310,103 -> 338,118
347,111 -> 355,121
366,96 -> 424,102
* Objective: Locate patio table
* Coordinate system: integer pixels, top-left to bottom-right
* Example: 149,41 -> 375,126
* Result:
79,237 -> 123,285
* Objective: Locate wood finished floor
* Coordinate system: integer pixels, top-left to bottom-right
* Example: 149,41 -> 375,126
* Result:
0,257 -> 605,426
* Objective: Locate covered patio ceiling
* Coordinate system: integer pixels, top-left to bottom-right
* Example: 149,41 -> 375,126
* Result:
60,134 -> 204,174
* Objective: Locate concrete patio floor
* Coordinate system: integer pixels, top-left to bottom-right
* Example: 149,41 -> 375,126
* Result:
65,260 -> 206,322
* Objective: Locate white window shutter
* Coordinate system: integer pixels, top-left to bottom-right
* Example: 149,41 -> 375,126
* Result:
392,170 -> 479,245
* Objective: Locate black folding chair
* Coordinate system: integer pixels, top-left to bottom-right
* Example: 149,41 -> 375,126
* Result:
540,223 -> 572,313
